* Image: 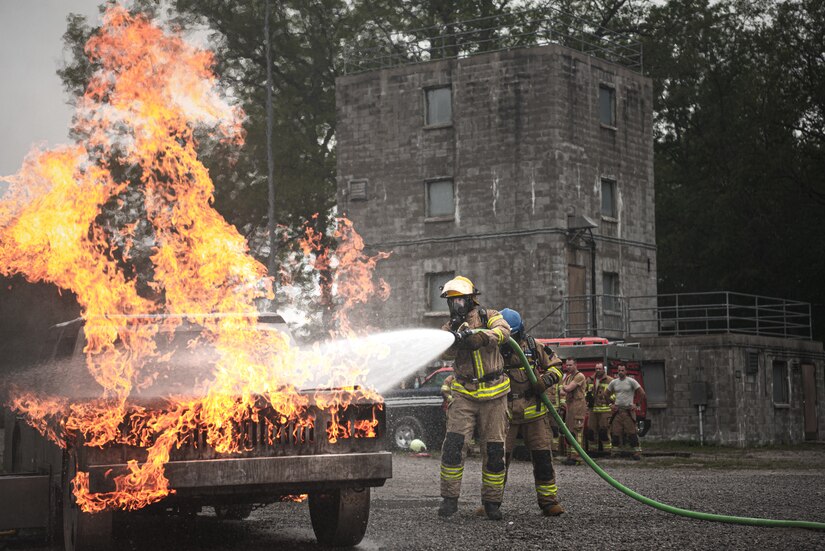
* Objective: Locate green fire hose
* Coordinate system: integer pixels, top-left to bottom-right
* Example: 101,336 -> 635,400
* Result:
505,336 -> 825,530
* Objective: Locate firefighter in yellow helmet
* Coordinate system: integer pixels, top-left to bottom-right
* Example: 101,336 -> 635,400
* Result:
438,276 -> 511,520
499,308 -> 565,516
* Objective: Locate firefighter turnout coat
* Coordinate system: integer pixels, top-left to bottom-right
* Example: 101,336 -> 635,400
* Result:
441,308 -> 511,401
503,337 -> 562,423
587,374 -> 615,414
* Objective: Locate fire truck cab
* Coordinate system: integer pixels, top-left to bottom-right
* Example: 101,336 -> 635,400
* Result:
538,336 -> 652,441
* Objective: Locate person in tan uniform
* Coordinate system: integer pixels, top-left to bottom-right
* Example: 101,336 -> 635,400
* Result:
437,276 -> 511,520
499,308 -> 565,516
561,358 -> 587,465
546,378 -> 565,454
585,362 -> 615,454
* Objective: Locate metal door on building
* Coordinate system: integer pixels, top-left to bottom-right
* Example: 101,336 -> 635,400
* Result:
567,265 -> 587,335
802,363 -> 818,440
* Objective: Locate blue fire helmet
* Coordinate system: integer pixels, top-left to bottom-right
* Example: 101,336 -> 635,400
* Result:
500,308 -> 524,335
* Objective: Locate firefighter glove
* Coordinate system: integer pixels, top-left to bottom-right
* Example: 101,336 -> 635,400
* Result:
452,329 -> 476,347
540,365 -> 563,387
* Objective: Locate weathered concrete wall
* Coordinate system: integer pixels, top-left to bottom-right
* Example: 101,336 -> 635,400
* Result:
336,44 -> 656,334
637,334 -> 825,445
363,234 -> 569,333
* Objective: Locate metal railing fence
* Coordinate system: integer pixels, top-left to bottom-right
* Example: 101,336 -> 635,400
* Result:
627,291 -> 812,340
531,292 -> 812,341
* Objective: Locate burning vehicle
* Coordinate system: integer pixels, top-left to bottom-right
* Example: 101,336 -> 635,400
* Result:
2,314 -> 390,549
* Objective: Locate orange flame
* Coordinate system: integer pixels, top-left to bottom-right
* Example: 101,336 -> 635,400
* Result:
0,4 -> 389,513
280,494 -> 308,503
298,217 -> 391,337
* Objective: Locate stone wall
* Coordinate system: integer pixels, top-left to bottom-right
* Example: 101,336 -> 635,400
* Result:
637,334 -> 825,445
336,43 -> 656,334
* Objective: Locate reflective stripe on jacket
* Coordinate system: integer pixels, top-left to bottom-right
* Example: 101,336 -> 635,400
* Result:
587,374 -> 615,413
503,335 -> 556,423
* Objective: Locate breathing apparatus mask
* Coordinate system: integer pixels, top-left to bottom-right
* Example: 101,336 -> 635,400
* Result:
447,296 -> 472,320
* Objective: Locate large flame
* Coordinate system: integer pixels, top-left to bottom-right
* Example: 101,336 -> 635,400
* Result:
299,216 -> 390,336
0,5 -> 389,512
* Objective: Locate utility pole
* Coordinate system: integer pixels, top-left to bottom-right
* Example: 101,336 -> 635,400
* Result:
265,0 -> 277,277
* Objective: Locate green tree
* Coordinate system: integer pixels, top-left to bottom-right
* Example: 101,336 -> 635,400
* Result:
646,0 -> 825,339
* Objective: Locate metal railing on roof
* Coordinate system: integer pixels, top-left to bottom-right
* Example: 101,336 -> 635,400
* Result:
627,291 -> 812,340
530,292 -> 812,341
343,6 -> 643,75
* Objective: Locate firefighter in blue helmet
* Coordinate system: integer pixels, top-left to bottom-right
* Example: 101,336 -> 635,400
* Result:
499,308 -> 565,516
438,276 -> 511,520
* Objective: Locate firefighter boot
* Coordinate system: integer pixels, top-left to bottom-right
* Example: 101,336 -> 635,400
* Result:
629,435 -> 642,460
483,501 -> 503,521
438,497 -> 458,517
541,500 -> 565,517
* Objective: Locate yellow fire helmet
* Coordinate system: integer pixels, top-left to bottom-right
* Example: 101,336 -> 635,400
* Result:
440,275 -> 481,298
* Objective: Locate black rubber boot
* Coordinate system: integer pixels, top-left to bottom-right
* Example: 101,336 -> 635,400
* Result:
541,501 -> 565,517
438,497 -> 458,517
483,501 -> 503,521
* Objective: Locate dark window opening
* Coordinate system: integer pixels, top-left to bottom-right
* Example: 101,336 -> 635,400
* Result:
602,271 -> 620,313
642,362 -> 666,407
772,360 -> 789,405
349,179 -> 367,201
425,86 -> 452,126
599,85 -> 616,126
426,179 -> 455,219
601,178 -> 617,218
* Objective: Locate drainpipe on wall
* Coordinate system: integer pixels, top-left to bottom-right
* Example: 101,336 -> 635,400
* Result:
590,239 -> 597,336
691,381 -> 709,446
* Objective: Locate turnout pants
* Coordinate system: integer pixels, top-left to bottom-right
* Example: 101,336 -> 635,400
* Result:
564,402 -> 586,461
611,408 -> 642,455
586,411 -> 613,453
548,411 -> 561,452
505,416 -> 559,509
440,393 -> 508,504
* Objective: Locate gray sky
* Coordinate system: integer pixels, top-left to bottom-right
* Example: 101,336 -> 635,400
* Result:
0,0 -> 102,179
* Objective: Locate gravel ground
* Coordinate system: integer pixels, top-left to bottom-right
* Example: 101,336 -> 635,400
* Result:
4,449 -> 825,550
